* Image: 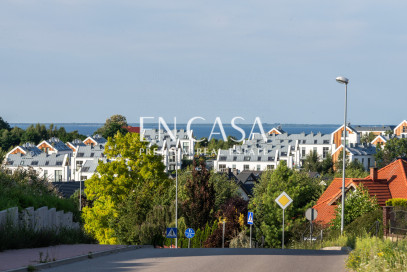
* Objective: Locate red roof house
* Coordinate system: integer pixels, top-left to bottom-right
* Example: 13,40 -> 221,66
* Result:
314,159 -> 407,226
124,126 -> 140,133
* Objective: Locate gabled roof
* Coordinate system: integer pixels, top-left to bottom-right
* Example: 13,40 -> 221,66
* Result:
331,124 -> 358,135
6,143 -> 43,157
124,126 -> 140,133
37,137 -> 72,152
394,120 -> 407,132
376,159 -> 407,199
314,159 -> 407,226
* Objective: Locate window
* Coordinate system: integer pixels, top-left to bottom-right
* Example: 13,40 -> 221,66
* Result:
168,165 -> 175,171
314,140 -> 317,144
31,161 -> 38,166
20,161 -> 24,165
82,167 -> 90,172
219,164 -> 226,171
76,161 -> 83,169
313,147 -> 317,154
362,158 -> 365,164
54,170 -> 62,182
232,164 -> 236,169
257,156 -> 261,161
403,126 -> 407,133
323,140 -> 329,144
80,175 -> 87,181
244,165 -> 250,170
169,155 -> 176,163
44,170 -> 48,178
302,147 -> 306,157
244,156 -> 251,161
368,158 -> 371,168
90,153 -> 95,157
77,153 -> 84,158
267,165 -> 274,170
220,156 -> 227,161
323,147 -> 329,159
56,161 -> 63,166
268,157 -> 274,161
45,161 -> 49,166
302,140 -> 306,144
257,165 -> 261,171
233,156 -> 237,161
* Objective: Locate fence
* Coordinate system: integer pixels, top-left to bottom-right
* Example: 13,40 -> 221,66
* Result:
0,206 -> 79,231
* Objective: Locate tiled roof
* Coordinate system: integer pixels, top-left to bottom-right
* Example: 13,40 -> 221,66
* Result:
377,159 -> 407,199
313,159 -> 407,226
124,126 -> 140,133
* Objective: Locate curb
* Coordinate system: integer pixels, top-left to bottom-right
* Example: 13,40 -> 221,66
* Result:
321,246 -> 352,253
4,245 -> 152,272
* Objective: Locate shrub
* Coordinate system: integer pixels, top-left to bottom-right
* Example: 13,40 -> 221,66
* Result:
385,198 -> 407,207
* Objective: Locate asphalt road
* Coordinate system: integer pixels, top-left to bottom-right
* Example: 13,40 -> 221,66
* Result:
42,248 -> 348,272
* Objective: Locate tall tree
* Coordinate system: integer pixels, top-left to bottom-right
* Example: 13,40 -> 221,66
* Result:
249,161 -> 323,248
375,138 -> 407,168
182,159 -> 216,230
0,117 -> 10,131
82,132 -> 170,244
95,114 -> 129,139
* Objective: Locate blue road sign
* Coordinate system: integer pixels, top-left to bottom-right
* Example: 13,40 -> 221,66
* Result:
247,212 -> 254,225
166,228 -> 177,238
185,228 -> 195,239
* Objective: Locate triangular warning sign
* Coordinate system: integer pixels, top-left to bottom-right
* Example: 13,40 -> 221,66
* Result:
168,229 -> 176,237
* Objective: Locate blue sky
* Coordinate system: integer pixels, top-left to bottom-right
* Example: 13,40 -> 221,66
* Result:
1,0 -> 406,125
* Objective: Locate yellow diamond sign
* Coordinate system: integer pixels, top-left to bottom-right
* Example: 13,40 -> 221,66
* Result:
275,192 -> 293,210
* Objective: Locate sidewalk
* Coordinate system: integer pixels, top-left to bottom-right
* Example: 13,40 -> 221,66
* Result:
0,244 -> 129,271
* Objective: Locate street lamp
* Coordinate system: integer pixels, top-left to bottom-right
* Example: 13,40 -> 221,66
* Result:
336,76 -> 349,235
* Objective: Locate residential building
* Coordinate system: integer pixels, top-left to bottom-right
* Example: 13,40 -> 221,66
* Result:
313,159 -> 407,226
354,125 -> 394,137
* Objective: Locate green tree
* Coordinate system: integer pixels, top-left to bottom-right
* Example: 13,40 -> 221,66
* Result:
0,117 -> 10,131
334,150 -> 368,178
82,132 -> 170,244
210,171 -> 239,211
375,138 -> 407,168
330,185 -> 379,230
182,160 -> 216,230
302,151 -> 321,173
249,162 -> 323,248
95,114 -> 129,139
360,132 -> 376,144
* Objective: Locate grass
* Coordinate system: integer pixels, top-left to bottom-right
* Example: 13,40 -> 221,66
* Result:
0,168 -> 80,221
347,236 -> 407,271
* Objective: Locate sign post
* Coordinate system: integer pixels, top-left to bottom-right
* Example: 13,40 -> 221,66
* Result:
305,208 -> 318,244
247,212 -> 254,248
166,227 -> 177,248
275,192 -> 293,249
185,228 -> 195,248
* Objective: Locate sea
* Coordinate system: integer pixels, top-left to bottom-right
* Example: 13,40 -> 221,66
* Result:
10,123 -> 341,139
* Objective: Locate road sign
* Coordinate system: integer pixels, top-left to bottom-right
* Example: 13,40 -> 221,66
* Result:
185,228 -> 195,239
247,212 -> 254,225
166,228 -> 177,238
275,192 -> 293,210
275,191 -> 293,249
305,208 -> 318,221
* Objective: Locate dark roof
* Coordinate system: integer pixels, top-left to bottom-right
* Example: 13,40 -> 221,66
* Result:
51,181 -> 84,198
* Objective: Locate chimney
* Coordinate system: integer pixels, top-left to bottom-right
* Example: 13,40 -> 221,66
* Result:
370,167 -> 378,181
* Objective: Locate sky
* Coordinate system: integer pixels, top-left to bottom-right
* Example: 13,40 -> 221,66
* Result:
1,0 -> 406,125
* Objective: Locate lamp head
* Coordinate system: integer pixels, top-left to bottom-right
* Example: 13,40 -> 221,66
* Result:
336,76 -> 349,84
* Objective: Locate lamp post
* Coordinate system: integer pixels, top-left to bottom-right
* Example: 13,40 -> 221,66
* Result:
175,144 -> 179,248
336,76 -> 349,235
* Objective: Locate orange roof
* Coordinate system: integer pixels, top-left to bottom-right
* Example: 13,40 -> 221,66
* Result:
313,159 -> 407,226
377,159 -> 407,199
